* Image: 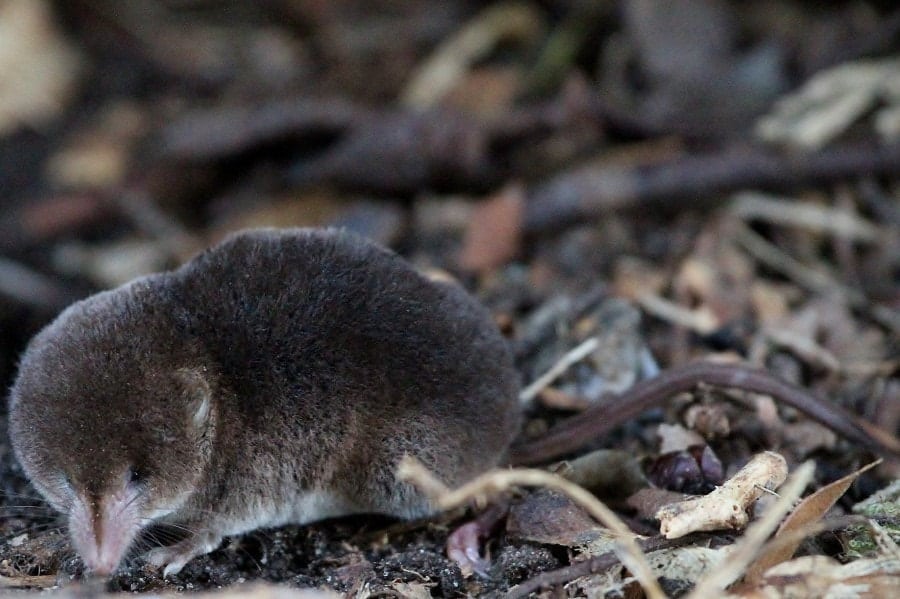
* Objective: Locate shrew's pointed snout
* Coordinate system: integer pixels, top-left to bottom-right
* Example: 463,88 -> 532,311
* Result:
68,486 -> 143,577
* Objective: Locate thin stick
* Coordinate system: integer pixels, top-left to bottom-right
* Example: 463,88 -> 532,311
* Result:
511,361 -> 900,465
519,337 -> 599,404
732,221 -> 862,304
730,191 -> 879,242
636,293 -> 718,334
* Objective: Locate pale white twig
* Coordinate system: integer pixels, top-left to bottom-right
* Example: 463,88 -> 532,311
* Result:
518,337 -> 599,404
731,191 -> 879,242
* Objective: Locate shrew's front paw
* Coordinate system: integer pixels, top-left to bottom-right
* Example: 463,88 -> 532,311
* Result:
145,533 -> 223,578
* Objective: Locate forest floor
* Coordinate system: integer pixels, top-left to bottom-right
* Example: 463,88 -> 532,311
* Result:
0,1 -> 899,597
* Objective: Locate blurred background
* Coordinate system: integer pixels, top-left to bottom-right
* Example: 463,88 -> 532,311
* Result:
0,1 -> 899,591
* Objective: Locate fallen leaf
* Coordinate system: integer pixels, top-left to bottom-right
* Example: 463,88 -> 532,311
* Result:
744,459 -> 882,583
458,183 -> 524,274
506,489 -> 607,547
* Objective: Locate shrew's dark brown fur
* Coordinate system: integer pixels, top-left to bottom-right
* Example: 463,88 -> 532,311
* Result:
9,228 -> 520,574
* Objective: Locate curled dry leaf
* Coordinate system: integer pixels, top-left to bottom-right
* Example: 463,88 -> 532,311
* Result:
673,221 -> 757,328
657,451 -> 788,539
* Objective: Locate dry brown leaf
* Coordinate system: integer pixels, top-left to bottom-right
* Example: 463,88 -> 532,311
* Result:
458,183 -> 524,274
743,459 -> 882,583
507,489 -> 607,547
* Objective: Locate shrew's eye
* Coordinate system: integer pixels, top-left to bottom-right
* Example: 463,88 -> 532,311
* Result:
127,467 -> 143,485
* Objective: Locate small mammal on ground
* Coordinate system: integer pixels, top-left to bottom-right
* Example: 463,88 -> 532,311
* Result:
9,227 -> 896,578
9,228 -> 521,576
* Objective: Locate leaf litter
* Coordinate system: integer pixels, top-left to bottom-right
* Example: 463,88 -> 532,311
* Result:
1,1 -> 899,597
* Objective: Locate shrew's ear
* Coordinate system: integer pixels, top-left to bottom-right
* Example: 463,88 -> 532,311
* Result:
175,367 -> 212,434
